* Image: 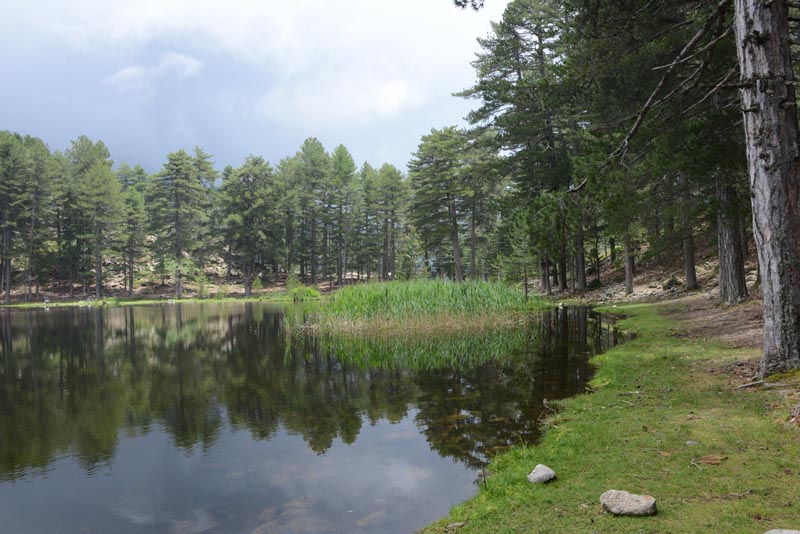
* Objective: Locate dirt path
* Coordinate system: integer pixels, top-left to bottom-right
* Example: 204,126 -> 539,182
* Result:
661,294 -> 763,350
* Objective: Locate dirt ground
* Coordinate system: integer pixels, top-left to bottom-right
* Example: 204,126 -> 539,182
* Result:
661,293 -> 763,350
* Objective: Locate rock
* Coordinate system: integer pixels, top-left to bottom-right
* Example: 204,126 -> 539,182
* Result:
685,440 -> 701,446
527,464 -> 556,484
764,531 -> 800,534
446,522 -> 467,530
600,490 -> 657,516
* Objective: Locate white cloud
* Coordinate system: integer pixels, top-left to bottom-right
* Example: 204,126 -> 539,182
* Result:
259,73 -> 425,128
3,0 -> 511,167
104,52 -> 203,92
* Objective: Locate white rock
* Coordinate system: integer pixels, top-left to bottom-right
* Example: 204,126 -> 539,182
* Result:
527,464 -> 556,484
764,530 -> 800,534
600,489 -> 657,516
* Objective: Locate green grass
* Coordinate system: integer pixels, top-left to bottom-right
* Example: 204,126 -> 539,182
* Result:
423,302 -> 800,533
306,279 -> 543,335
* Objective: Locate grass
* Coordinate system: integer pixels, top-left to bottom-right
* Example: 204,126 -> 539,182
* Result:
423,302 -> 800,533
306,279 -> 544,335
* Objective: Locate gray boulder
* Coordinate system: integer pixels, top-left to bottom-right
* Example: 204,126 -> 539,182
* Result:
527,464 -> 556,484
600,489 -> 657,516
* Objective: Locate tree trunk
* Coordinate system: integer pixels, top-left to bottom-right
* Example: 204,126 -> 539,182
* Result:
734,0 -> 800,374
623,231 -> 634,294
243,262 -> 252,297
470,198 -> 477,281
128,249 -> 134,297
390,211 -> 397,280
447,199 -> 463,282
94,221 -> 102,299
609,237 -> 616,264
540,257 -> 552,295
576,216 -> 586,291
680,173 -> 698,290
310,216 -> 317,285
382,217 -> 389,281
717,177 -> 748,304
558,253 -> 568,292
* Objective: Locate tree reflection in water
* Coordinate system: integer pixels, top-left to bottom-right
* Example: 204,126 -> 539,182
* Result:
0,303 -> 620,480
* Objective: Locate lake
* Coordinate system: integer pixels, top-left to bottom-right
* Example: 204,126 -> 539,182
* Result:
0,303 -> 620,533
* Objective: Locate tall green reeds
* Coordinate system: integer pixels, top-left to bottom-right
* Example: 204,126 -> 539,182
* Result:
293,279 -> 544,335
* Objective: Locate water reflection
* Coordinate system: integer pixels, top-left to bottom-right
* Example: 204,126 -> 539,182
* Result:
0,303 -> 619,533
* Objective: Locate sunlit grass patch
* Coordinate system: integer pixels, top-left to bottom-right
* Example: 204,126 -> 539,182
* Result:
302,279 -> 543,335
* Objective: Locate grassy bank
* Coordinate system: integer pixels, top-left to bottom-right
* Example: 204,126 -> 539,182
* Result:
307,279 -> 543,335
424,303 -> 800,533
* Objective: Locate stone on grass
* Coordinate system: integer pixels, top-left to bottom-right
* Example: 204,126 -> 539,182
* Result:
764,530 -> 800,534
600,490 -> 657,516
527,464 -> 556,484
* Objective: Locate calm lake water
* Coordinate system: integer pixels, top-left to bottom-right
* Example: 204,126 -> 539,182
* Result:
0,303 -> 620,534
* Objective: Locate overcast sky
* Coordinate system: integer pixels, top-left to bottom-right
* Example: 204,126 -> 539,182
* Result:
1,0 -> 509,174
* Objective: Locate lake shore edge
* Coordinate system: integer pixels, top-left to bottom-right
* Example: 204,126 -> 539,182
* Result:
423,299 -> 800,533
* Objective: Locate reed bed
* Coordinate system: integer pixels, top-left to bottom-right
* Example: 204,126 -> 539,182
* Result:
316,279 -> 541,330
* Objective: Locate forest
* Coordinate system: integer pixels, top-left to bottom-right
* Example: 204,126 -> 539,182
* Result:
1,0 -> 799,372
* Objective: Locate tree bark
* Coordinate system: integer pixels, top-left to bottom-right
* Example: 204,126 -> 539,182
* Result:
679,172 -> 698,290
734,0 -> 800,374
716,177 -> 748,304
540,257 -> 552,295
575,215 -> 586,291
558,253 -> 568,292
623,231 -> 634,294
94,215 -> 104,299
470,198 -> 477,281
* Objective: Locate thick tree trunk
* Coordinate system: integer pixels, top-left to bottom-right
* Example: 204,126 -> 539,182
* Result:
609,237 -> 616,264
680,173 -> 698,290
717,177 -> 748,304
734,0 -> 800,374
623,232 -> 634,295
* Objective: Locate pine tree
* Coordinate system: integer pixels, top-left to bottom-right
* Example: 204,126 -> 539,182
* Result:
148,149 -> 209,298
76,162 -> 124,298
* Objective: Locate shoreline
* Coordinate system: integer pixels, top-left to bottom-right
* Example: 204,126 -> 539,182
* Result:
423,299 -> 800,533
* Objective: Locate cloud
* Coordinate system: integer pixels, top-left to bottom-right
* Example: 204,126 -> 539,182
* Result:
104,52 -> 203,92
259,73 -> 425,128
3,0 -> 510,169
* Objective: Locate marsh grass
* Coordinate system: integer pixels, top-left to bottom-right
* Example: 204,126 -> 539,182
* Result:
300,279 -> 542,336
423,303 -> 800,534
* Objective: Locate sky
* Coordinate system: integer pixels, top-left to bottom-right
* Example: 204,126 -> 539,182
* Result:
1,0 -> 510,174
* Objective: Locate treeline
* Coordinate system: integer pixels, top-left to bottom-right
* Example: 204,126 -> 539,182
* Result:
0,133 -> 423,301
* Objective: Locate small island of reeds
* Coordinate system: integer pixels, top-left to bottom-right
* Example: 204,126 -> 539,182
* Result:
293,279 -> 546,336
